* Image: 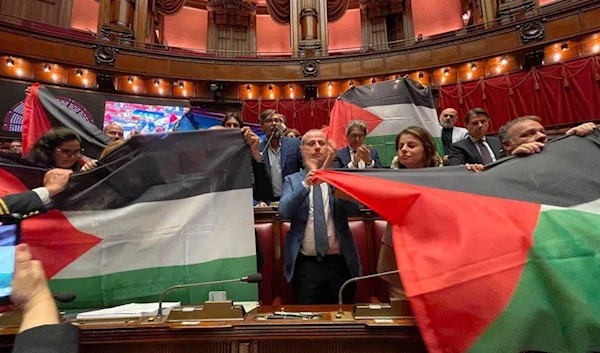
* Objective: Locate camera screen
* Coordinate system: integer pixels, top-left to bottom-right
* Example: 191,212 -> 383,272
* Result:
0,222 -> 18,298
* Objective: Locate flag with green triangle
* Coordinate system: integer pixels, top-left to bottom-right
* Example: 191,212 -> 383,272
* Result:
315,130 -> 600,353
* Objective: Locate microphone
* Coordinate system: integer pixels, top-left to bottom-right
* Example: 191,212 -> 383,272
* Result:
279,123 -> 287,134
335,270 -> 400,318
53,292 -> 76,303
156,273 -> 262,318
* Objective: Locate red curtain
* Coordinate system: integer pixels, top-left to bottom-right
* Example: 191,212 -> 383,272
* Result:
440,56 -> 600,131
156,0 -> 185,15
265,0 -> 349,24
242,99 -> 336,134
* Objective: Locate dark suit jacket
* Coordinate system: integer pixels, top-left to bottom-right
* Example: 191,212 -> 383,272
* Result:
0,191 -> 44,217
278,170 -> 363,283
332,147 -> 383,169
252,158 -> 274,203
257,136 -> 303,199
12,324 -> 80,353
448,136 -> 502,165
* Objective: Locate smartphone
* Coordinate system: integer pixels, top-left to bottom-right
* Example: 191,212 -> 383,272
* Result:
0,214 -> 21,305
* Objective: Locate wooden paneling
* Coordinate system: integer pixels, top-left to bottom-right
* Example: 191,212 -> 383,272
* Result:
545,14 -> 583,39
361,57 -> 384,74
0,0 -> 72,26
384,54 -> 408,71
458,39 -> 487,60
340,60 -> 363,76
407,50 -> 433,67
431,46 -> 459,64
486,32 -> 519,53
318,62 -> 341,79
581,7 -> 600,30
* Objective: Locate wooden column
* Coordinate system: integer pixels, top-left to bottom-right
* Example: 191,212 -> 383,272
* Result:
133,0 -> 149,47
97,0 -> 112,34
317,0 -> 328,55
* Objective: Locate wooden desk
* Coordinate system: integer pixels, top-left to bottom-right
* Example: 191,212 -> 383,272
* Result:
0,305 -> 427,353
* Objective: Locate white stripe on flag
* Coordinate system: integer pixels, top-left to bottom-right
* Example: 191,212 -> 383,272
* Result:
53,188 -> 255,279
364,104 -> 441,137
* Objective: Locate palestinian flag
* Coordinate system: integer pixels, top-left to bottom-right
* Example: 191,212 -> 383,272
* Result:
326,79 -> 442,166
0,130 -> 258,309
22,83 -> 110,158
315,130 -> 600,353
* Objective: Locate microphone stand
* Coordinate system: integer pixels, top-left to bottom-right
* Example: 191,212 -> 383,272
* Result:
157,275 -> 260,318
336,270 -> 400,318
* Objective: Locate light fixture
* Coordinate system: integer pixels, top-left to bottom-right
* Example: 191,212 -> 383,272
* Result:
16,68 -> 23,76
371,78 -> 376,84
467,72 -> 472,79
501,56 -> 508,66
418,72 -> 424,79
128,76 -> 133,84
496,66 -> 502,74
83,78 -> 89,85
593,44 -> 600,53
289,84 -> 294,91
471,63 -> 477,71
51,73 -> 58,81
154,79 -> 160,86
159,87 -> 164,94
328,82 -> 333,89
553,52 -> 561,62
182,90 -> 187,97
133,85 -> 138,92
76,69 -> 83,77
44,64 -> 51,72
268,84 -> 273,91
441,76 -> 446,83
179,81 -> 184,89
394,75 -> 400,82
349,80 -> 354,87
246,84 -> 251,91
443,68 -> 449,76
6,57 -> 14,67
561,42 -> 569,51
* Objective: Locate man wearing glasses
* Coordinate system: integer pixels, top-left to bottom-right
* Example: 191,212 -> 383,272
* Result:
255,109 -> 302,203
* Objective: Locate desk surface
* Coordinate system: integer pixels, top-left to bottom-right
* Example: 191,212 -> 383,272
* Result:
0,305 -> 427,353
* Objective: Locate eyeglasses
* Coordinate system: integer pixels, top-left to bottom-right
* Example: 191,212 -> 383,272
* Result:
443,114 -> 456,118
55,147 -> 84,157
263,118 -> 282,124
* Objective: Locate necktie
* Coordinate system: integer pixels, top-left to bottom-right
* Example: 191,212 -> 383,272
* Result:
313,184 -> 329,260
477,140 -> 493,165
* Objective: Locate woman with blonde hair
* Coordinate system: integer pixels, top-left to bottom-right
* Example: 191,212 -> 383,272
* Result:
378,126 -> 441,299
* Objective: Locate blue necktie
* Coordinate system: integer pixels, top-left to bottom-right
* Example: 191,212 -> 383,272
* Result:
313,185 -> 329,260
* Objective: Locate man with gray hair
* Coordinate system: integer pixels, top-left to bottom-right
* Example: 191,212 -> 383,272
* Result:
279,129 -> 362,304
498,116 -> 596,156
333,120 -> 382,169
438,108 -> 468,157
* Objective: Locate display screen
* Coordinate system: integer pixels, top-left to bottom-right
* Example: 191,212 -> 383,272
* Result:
103,101 -> 185,136
0,220 -> 19,299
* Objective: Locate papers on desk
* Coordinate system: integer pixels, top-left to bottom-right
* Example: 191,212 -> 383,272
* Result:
76,302 -> 180,320
233,301 -> 260,313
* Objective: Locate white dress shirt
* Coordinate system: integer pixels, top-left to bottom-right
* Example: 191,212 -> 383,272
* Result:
347,147 -> 375,169
300,182 -> 340,256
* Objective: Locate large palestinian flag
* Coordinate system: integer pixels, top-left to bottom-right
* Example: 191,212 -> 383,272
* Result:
327,79 -> 442,166
315,130 -> 600,353
0,130 -> 257,309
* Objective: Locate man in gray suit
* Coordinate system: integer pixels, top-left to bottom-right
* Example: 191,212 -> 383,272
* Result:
279,129 -> 362,305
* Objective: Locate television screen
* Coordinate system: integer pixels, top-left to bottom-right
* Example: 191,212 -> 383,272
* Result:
103,101 -> 185,136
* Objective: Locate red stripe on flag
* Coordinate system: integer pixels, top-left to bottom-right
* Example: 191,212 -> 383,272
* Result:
326,100 -> 383,149
0,169 -> 101,279
22,83 -> 52,157
315,170 -> 540,353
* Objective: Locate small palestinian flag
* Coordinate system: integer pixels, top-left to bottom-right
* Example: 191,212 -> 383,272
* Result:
326,79 -> 442,166
0,131 -> 258,309
315,131 -> 600,353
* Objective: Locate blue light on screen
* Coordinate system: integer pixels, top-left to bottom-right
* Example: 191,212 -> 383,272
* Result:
0,223 -> 17,297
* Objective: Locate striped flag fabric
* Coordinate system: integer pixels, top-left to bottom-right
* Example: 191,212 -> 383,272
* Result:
315,130 -> 600,353
326,79 -> 442,166
0,130 -> 258,309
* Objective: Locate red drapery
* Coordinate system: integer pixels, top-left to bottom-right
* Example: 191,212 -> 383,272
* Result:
440,56 -> 600,132
265,0 -> 349,24
242,99 -> 336,134
156,0 -> 185,15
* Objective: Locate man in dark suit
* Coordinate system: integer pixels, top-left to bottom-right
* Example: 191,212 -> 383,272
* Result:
11,243 -> 80,353
449,108 -> 502,166
333,120 -> 382,169
256,109 -> 303,202
279,129 -> 362,305
0,169 -> 72,217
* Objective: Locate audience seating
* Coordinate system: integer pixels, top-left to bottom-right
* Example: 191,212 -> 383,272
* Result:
254,209 -> 390,305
